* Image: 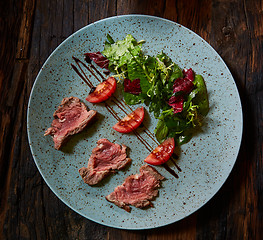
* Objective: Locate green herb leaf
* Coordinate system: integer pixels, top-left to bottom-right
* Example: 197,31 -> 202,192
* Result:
106,34 -> 115,44
192,75 -> 209,116
154,119 -> 169,143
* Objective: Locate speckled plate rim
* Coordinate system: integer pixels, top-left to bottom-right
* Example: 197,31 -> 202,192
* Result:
27,14 -> 243,230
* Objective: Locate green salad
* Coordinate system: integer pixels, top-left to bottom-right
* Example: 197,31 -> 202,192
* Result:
91,34 -> 209,145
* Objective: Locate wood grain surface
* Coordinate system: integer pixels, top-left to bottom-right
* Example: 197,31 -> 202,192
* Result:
0,0 -> 262,239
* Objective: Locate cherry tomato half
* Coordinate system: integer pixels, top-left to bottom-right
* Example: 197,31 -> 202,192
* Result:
144,138 -> 175,165
112,107 -> 145,133
86,77 -> 117,103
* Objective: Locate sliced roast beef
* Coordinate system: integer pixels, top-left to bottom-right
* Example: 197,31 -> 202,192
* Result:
79,139 -> 131,185
106,164 -> 165,212
44,97 -> 97,150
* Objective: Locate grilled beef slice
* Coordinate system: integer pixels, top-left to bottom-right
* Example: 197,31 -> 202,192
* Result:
44,97 -> 96,150
106,164 -> 165,212
79,139 -> 131,185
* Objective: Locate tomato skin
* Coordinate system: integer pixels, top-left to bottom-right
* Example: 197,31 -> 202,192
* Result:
86,77 -> 117,103
112,107 -> 144,133
144,138 -> 175,165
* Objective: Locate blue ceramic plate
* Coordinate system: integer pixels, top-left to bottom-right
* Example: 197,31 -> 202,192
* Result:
27,15 -> 243,229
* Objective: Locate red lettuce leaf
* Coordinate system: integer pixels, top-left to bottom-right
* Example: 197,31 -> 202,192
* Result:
124,78 -> 142,95
173,77 -> 194,95
183,68 -> 194,81
167,68 -> 195,114
167,95 -> 184,114
84,52 -> 109,69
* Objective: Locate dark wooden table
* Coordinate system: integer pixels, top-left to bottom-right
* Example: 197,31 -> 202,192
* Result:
1,0 -> 262,239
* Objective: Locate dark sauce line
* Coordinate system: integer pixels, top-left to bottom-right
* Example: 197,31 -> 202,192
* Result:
112,96 -> 157,141
72,57 -> 95,87
90,64 -> 106,81
143,125 -> 156,139
71,63 -> 93,88
104,103 -> 121,121
73,56 -> 154,142
119,99 -> 134,112
71,56 -> 180,179
163,163 -> 179,178
73,56 -> 102,83
112,96 -> 131,112
103,70 -> 111,75
111,99 -> 129,115
143,129 -> 159,145
106,102 -> 153,151
107,101 -> 153,151
111,99 -> 158,149
73,57 -> 161,142
107,103 -> 179,178
133,131 -> 153,152
170,157 -> 182,172
112,98 -> 159,143
172,153 -> 179,160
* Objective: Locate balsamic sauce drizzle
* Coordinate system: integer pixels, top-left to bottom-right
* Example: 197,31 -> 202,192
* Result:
71,56 -> 181,178
90,64 -> 106,80
133,131 -> 153,152
104,103 -> 120,121
106,100 -> 153,152
70,63 -> 93,88
111,99 -> 129,115
73,56 -> 102,83
114,96 -> 161,148
143,129 -> 159,145
171,157 -> 182,172
163,163 -> 179,178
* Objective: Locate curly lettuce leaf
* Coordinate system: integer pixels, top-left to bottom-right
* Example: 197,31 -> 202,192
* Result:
102,34 -> 143,71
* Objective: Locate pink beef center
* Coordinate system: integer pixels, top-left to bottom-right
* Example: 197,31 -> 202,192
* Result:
93,146 -> 126,171
53,104 -> 89,138
115,174 -> 158,204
